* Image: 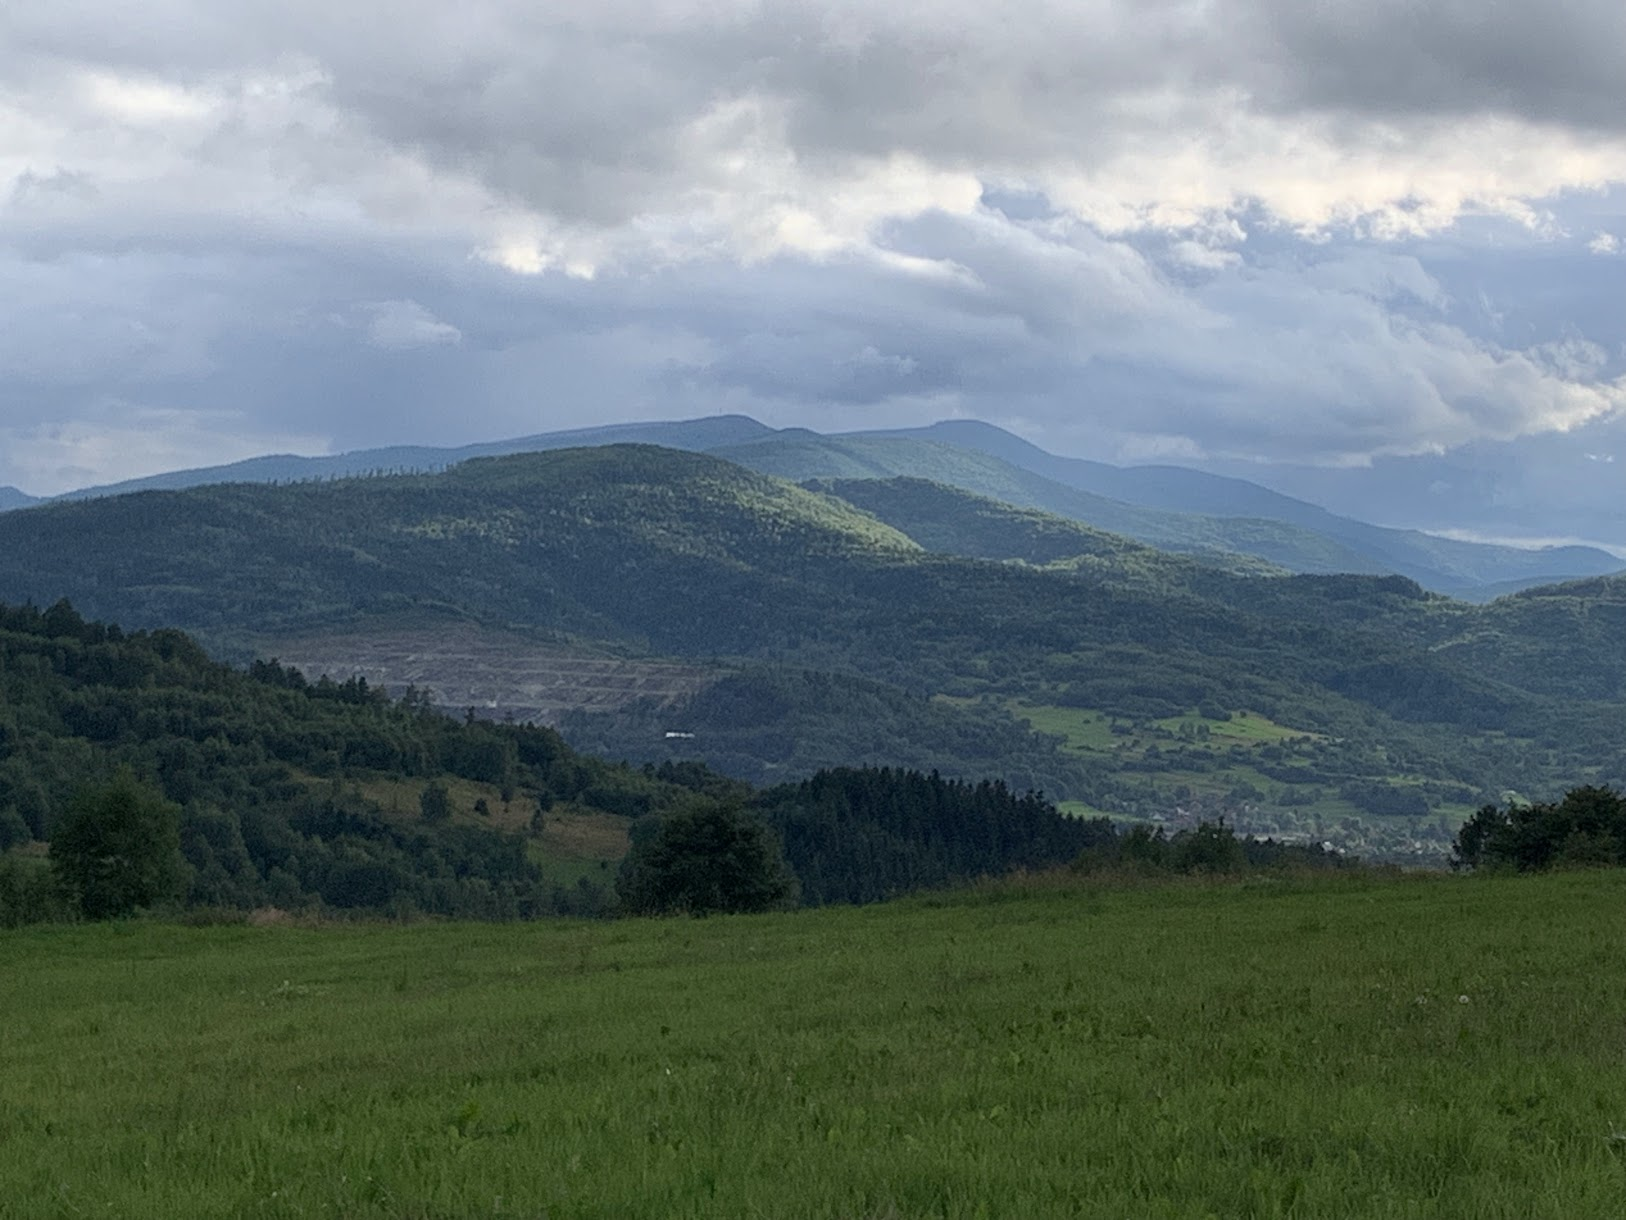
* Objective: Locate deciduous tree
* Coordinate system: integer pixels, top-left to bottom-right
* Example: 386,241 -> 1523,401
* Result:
50,771 -> 186,919
617,799 -> 797,916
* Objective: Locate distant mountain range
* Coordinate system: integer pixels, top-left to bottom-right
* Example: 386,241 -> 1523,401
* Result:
3,414 -> 1620,599
1,443 -> 1623,861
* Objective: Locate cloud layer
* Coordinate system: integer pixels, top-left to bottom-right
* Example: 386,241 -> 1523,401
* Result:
1,0 -> 1623,538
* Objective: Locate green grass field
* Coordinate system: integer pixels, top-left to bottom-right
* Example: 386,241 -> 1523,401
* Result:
4,871 -> 1625,1219
1012,702 -> 1312,755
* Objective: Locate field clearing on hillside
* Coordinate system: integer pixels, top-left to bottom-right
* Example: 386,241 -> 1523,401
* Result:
5,873 -> 1626,1218
1011,701 -> 1462,859
337,776 -> 626,892
352,775 -> 538,835
1014,702 -> 1312,755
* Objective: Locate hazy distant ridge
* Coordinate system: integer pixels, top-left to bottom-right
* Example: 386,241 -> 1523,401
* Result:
8,412 -> 1621,598
866,421 -> 1620,592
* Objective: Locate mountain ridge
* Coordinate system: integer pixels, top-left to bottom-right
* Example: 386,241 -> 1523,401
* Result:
2,442 -> 1623,860
5,413 -> 1619,598
843,422 -> 1625,592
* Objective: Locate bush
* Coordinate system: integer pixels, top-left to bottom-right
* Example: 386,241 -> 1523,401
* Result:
0,855 -> 73,927
420,782 -> 452,825
1455,786 -> 1626,872
617,799 -> 797,916
50,771 -> 186,919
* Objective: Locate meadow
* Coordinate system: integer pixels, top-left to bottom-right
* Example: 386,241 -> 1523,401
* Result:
3,870 -> 1625,1218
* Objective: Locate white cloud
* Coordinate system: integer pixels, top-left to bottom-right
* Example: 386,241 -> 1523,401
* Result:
1591,232 -> 1621,255
1169,240 -> 1242,271
360,300 -> 462,350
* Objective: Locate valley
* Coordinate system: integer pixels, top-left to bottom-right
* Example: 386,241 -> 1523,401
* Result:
1,440 -> 1620,862
12,12 -> 1626,1218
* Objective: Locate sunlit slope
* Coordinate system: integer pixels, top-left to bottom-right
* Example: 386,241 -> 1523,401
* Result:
42,415 -> 776,502
0,446 -> 920,646
863,419 -> 1626,595
715,432 -> 1384,576
811,476 -> 1285,577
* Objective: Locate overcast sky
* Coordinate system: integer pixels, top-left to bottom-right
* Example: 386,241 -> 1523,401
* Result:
2,1 -> 1623,541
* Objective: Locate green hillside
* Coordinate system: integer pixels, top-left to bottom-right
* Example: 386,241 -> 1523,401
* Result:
1,445 -> 1624,859
0,599 -> 711,919
5,595 -> 1192,926
18,411 -> 1616,598
0,446 -> 918,647
4,870 -> 1624,1217
1424,574 -> 1626,700
859,420 -> 1626,594
809,476 -> 1285,577
713,433 -> 1388,574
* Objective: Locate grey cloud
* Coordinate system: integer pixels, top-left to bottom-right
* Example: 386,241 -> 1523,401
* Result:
1204,414 -> 1626,549
2,0 -> 1624,531
9,1 -> 1626,242
1236,0 -> 1626,129
3,194 -> 1620,480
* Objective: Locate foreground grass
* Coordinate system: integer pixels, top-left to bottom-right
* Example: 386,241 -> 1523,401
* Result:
3,872 -> 1625,1218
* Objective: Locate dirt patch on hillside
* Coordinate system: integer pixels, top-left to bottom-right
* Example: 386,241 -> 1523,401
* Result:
264,623 -> 719,723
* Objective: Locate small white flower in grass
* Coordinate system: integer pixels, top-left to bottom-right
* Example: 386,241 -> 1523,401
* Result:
1457,995 -> 1470,1004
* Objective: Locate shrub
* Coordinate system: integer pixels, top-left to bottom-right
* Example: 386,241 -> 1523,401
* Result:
617,799 -> 797,916
50,771 -> 186,919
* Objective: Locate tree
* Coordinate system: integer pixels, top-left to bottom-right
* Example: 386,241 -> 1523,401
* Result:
1454,785 -> 1626,872
50,771 -> 186,919
1170,819 -> 1246,874
420,781 -> 452,825
616,799 -> 797,916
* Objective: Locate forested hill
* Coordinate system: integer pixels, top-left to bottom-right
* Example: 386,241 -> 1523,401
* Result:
714,432 -> 1624,597
0,599 -> 708,917
853,421 -> 1625,594
16,411 -> 1616,597
0,446 -> 918,646
806,477 -> 1284,577
713,433 -> 1387,578
0,445 -> 1623,856
1,600 -> 1179,921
